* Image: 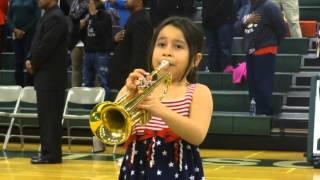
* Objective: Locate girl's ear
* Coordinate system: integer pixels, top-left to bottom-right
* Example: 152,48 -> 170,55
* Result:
193,52 -> 203,68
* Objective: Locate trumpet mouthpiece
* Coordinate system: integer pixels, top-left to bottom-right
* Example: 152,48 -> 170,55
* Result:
157,60 -> 169,70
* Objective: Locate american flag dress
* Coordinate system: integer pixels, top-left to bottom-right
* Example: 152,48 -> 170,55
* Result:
119,84 -> 205,180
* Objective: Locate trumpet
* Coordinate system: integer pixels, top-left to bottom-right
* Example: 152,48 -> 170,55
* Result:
89,60 -> 171,145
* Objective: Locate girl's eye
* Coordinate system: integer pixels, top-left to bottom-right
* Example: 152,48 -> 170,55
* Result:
175,44 -> 184,49
156,42 -> 166,48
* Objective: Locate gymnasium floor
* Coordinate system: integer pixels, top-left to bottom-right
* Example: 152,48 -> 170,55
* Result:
0,143 -> 319,180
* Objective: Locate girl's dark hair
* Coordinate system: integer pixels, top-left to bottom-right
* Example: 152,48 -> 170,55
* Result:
147,16 -> 204,83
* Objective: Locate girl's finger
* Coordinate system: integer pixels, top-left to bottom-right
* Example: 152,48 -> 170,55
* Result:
133,69 -> 148,76
137,104 -> 150,110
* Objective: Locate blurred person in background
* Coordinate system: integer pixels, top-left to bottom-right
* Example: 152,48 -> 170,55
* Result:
234,0 -> 287,115
271,0 -> 302,37
108,0 -> 153,90
7,0 -> 41,86
26,0 -> 69,164
202,0 -> 235,72
68,0 -> 89,87
82,0 -> 112,94
83,0 -> 113,153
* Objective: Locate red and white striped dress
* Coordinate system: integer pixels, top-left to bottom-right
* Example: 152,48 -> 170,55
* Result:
119,84 -> 205,180
132,83 -> 195,135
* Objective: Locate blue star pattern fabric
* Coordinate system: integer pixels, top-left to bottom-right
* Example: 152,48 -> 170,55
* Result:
119,137 -> 205,180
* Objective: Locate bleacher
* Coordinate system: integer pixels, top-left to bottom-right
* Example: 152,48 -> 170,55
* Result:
193,0 -> 320,21
299,0 -> 320,21
0,0 -> 319,151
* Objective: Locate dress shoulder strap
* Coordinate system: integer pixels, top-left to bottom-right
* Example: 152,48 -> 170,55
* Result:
185,84 -> 197,99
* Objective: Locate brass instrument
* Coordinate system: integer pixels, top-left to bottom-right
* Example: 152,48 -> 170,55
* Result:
89,60 -> 171,145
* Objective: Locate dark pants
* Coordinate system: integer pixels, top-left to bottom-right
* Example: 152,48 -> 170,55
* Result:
0,25 -> 5,69
246,53 -> 275,115
12,33 -> 34,86
204,22 -> 233,72
83,52 -> 110,94
36,90 -> 65,160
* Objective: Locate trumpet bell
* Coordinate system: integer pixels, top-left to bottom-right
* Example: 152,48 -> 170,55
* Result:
89,101 -> 132,145
89,101 -> 152,145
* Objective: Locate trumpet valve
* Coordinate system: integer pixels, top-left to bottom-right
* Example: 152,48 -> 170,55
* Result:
136,77 -> 153,93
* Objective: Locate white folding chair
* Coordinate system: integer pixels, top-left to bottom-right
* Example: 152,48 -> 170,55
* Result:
0,86 -> 22,138
3,86 -> 38,150
61,87 -> 105,151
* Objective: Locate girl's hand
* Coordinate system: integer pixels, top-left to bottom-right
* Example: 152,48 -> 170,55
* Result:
137,93 -> 167,117
125,69 -> 148,95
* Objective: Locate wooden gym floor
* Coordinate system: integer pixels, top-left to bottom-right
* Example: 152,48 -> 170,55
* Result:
0,143 -> 319,180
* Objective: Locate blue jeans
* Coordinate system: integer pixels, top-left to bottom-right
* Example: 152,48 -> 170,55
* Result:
12,33 -> 34,86
82,52 -> 110,94
204,22 -> 233,72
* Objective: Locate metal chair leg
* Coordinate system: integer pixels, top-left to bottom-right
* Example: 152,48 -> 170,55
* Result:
3,117 -> 15,150
19,119 -> 24,150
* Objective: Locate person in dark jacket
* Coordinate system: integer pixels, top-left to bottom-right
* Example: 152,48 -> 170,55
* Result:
202,0 -> 235,72
82,0 -> 112,93
67,0 -> 88,87
7,0 -> 41,86
149,0 -> 194,28
108,0 -> 153,90
25,0 -> 69,164
68,0 -> 89,50
234,0 -> 287,115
